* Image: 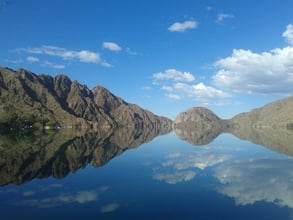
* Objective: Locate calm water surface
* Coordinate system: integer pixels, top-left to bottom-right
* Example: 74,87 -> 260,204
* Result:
0,127 -> 293,220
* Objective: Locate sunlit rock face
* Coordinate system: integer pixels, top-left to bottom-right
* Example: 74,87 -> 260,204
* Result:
227,96 -> 293,156
173,96 -> 293,157
173,107 -> 226,145
230,96 -> 293,128
0,67 -> 173,130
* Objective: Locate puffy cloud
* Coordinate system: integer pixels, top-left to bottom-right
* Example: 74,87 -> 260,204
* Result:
152,68 -> 229,103
44,61 -> 66,69
162,85 -> 173,92
283,24 -> 293,45
213,24 -> 293,95
216,13 -> 234,23
174,82 -> 230,101
26,56 -> 39,62
168,20 -> 198,32
153,170 -> 196,184
214,158 -> 293,208
153,69 -> 195,83
165,93 -> 181,100
18,45 -> 109,66
103,42 -> 122,52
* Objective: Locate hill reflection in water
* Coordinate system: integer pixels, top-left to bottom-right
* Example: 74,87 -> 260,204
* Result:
0,125 -> 172,186
174,123 -> 293,156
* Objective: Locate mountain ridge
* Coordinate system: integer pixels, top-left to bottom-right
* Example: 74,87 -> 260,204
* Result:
173,96 -> 293,156
0,67 -> 172,131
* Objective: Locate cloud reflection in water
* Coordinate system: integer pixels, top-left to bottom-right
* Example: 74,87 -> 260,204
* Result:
214,158 -> 293,209
152,147 -> 232,184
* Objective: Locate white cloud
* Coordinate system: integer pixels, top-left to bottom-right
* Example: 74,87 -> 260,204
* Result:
18,45 -> 109,66
26,56 -> 39,62
152,69 -> 229,104
213,24 -> 293,95
213,46 -> 293,94
162,86 -> 173,92
215,158 -> 293,209
44,61 -> 66,69
174,82 -> 230,101
100,203 -> 120,213
165,93 -> 181,100
216,13 -> 234,23
168,20 -> 198,32
125,47 -> 143,56
100,61 -> 113,67
153,170 -> 196,184
153,69 -> 195,83
283,24 -> 293,45
103,42 -> 122,52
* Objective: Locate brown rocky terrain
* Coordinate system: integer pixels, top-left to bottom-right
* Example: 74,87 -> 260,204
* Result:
173,97 -> 293,156
0,67 -> 172,130
173,107 -> 227,145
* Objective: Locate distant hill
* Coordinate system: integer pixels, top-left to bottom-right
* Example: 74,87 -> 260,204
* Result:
0,67 -> 172,131
173,96 -> 293,156
173,107 -> 226,145
230,96 -> 293,128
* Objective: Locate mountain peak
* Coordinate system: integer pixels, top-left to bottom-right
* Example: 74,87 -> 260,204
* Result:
0,67 -> 173,131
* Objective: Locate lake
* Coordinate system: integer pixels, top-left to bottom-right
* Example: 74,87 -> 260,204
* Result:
0,126 -> 293,220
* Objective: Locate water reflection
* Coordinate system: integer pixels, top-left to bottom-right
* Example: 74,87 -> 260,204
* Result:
19,186 -> 109,208
215,158 -> 293,209
152,145 -> 232,184
0,125 -> 172,186
174,123 -> 293,156
1,121 -> 293,219
170,123 -> 293,216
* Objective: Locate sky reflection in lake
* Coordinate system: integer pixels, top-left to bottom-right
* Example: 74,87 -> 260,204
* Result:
0,129 -> 292,220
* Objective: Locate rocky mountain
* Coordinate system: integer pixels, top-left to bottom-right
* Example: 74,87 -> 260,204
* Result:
0,67 -> 172,130
173,96 -> 293,156
229,95 -> 293,128
227,96 -> 293,155
0,123 -> 172,186
173,107 -> 227,145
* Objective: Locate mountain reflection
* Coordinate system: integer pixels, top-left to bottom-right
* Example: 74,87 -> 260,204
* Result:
174,123 -> 293,157
0,125 -> 172,186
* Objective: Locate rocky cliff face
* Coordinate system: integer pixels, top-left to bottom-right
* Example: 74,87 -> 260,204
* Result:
229,96 -> 293,128
0,67 -> 172,130
173,107 -> 226,145
173,96 -> 293,156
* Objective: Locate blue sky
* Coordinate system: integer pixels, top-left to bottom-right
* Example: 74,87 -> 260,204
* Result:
1,0 -> 293,119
